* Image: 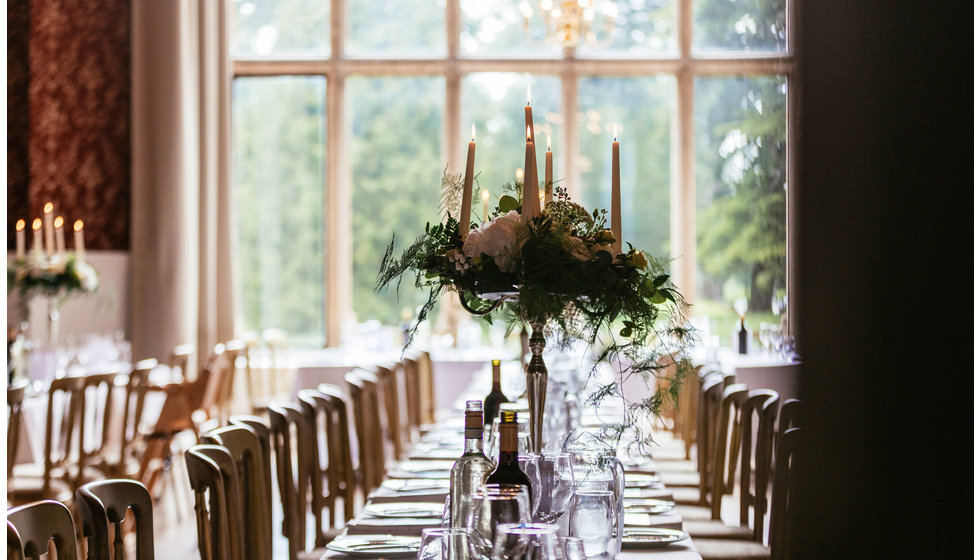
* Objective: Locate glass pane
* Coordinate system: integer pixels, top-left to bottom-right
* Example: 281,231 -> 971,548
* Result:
462,74 -> 561,206
349,77 -> 445,325
230,0 -> 329,57
460,0 -> 560,56
347,0 -> 445,56
693,0 -> 787,53
233,76 -> 326,346
578,77 -> 673,257
577,0 -> 677,55
695,76 -> 787,348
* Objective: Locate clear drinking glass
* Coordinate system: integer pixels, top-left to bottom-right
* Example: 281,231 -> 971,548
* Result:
466,485 -> 531,560
492,523 -> 560,560
532,452 -> 575,523
558,537 -> 587,560
420,527 -> 470,560
569,490 -> 617,560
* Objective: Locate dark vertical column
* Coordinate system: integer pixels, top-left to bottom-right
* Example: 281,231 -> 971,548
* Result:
793,1 -> 971,557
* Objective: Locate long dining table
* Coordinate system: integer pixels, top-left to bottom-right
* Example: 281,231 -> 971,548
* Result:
321,357 -> 703,560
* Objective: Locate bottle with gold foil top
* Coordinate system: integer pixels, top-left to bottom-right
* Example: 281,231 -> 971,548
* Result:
449,401 -> 495,528
483,359 -> 510,427
484,409 -> 533,502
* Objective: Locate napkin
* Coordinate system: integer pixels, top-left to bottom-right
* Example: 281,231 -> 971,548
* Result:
345,516 -> 442,536
624,511 -> 684,531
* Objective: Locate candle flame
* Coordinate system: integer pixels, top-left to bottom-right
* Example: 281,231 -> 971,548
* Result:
547,135 -> 552,151
526,126 -> 532,141
471,123 -> 476,142
43,202 -> 53,214
516,168 -> 524,181
54,216 -> 64,228
613,124 -> 619,142
15,219 -> 25,231
74,220 -> 84,232
526,84 -> 531,104
32,218 -> 42,231
481,189 -> 490,202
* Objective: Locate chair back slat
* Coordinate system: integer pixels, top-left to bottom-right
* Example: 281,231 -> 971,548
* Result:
8,380 -> 28,478
402,356 -> 421,437
709,383 -> 749,519
696,372 -> 727,506
7,500 -> 79,560
415,351 -> 436,424
229,415 -> 273,519
78,370 -> 122,483
77,479 -> 155,560
44,376 -> 85,494
375,364 -> 403,461
769,426 -> 801,560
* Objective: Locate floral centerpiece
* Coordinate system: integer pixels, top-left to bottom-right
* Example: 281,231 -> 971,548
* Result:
378,104 -> 693,452
8,210 -> 98,351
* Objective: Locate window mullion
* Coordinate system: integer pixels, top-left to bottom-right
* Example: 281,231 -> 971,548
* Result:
561,63 -> 579,201
326,0 -> 347,347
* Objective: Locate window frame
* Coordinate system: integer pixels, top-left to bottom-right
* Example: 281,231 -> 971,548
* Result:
230,0 -> 799,347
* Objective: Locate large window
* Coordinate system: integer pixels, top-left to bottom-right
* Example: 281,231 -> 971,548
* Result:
229,0 -> 793,347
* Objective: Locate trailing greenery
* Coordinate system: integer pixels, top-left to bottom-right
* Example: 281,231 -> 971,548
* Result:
7,253 -> 100,318
378,171 -> 695,451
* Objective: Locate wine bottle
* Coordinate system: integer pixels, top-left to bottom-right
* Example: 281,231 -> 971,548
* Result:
483,359 -> 510,427
485,409 -> 533,502
449,401 -> 495,528
738,316 -> 748,354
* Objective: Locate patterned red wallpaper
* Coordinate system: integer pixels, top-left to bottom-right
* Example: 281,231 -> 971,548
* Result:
7,0 -> 131,251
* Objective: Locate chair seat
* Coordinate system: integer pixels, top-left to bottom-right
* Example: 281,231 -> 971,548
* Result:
653,458 -> 698,473
675,504 -> 713,521
684,519 -> 755,540
659,470 -> 700,487
692,537 -> 770,560
670,486 -> 702,506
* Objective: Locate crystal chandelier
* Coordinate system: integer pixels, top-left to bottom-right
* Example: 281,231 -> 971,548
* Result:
519,0 -> 620,48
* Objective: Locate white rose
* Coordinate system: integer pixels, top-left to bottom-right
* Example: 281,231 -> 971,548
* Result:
74,262 -> 99,292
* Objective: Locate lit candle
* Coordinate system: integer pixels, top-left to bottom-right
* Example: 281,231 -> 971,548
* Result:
481,189 -> 490,222
31,218 -> 43,259
524,85 -> 536,145
74,220 -> 85,262
43,202 -> 54,257
15,219 -> 25,260
522,126 -> 535,224
544,135 -> 553,205
460,124 -> 477,239
54,216 -> 66,257
611,128 -> 622,254
524,87 -> 540,218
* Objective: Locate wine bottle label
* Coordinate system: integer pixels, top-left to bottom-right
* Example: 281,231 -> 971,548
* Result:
465,411 -> 483,439
499,424 -> 518,453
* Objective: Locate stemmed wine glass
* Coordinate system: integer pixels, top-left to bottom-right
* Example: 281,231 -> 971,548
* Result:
531,452 -> 575,523
420,527 -> 470,560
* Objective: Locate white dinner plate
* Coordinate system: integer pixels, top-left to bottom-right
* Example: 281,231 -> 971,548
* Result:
625,473 -> 661,488
624,499 -> 675,515
361,502 -> 445,519
621,528 -> 690,548
397,460 -> 455,473
380,479 -> 451,493
326,535 -> 421,558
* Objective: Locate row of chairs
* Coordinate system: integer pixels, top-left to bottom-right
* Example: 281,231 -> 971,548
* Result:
657,366 -> 802,560
7,479 -> 155,559
6,345 -> 193,508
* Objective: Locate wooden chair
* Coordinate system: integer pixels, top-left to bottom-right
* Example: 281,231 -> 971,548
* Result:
138,345 -> 228,497
740,391 -> 780,541
7,500 -> 79,559
76,479 -> 155,559
169,344 -> 195,382
345,371 -> 385,496
184,445 -> 245,560
401,355 -> 422,438
414,350 -> 436,425
694,372 -> 731,506
113,359 -> 159,477
677,360 -> 705,459
229,415 -> 273,523
375,364 -> 404,461
200,425 -> 271,560
774,399 -> 801,457
709,384 -> 750,520
268,403 -> 329,560
7,380 -> 29,479
77,370 -> 125,485
7,521 -> 25,560
298,386 -> 356,542
768,427 -> 800,560
9,376 -> 83,505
